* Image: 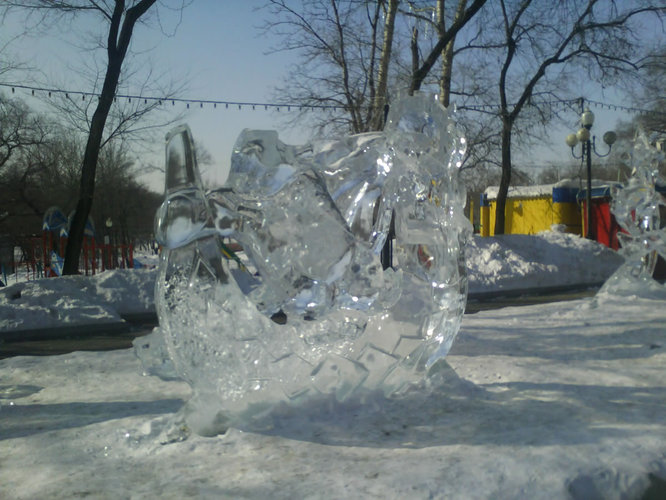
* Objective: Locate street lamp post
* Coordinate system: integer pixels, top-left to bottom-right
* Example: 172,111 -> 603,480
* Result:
565,103 -> 616,240
104,217 -> 113,269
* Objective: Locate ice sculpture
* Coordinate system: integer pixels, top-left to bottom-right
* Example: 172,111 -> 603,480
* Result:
601,132 -> 666,295
140,94 -> 471,437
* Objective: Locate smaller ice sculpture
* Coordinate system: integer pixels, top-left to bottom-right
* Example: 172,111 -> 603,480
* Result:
600,132 -> 666,295
139,94 -> 471,438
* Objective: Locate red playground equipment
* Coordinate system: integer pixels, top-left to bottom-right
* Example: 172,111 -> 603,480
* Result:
40,206 -> 134,277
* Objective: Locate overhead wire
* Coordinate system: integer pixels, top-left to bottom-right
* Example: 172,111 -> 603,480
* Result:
1,82 -> 664,117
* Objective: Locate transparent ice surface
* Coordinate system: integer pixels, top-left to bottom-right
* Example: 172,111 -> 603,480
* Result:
140,94 -> 471,437
599,131 -> 666,297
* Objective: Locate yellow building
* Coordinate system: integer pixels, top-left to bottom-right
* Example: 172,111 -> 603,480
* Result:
479,181 -> 581,237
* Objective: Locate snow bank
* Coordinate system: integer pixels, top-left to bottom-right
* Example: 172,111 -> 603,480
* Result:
466,231 -> 623,294
0,268 -> 156,332
0,232 -> 626,332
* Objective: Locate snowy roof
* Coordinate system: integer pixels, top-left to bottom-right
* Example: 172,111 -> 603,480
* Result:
484,184 -> 555,199
483,178 -> 621,200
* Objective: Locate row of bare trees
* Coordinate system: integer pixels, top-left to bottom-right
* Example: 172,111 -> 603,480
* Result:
262,0 -> 665,233
261,0 -> 487,134
1,0 -> 188,274
0,92 -> 161,254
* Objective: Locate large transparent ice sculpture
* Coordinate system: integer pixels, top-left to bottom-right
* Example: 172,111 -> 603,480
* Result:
142,94 -> 471,437
601,132 -> 666,295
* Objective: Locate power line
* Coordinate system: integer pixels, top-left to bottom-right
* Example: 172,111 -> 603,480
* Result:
0,83 -> 347,112
1,82 -> 664,117
585,97 -> 666,117
463,98 -> 578,111
462,97 -> 666,117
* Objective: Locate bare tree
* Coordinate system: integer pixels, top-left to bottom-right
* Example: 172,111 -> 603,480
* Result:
93,142 -> 161,246
44,67 -> 184,152
479,0 -> 666,234
0,93 -> 49,172
262,0 -> 397,134
437,0 -> 467,107
0,95 -> 161,252
0,96 -> 82,237
397,0 -> 470,104
263,0 -> 487,134
406,0 -> 487,94
1,0 -> 188,274
632,49 -> 666,135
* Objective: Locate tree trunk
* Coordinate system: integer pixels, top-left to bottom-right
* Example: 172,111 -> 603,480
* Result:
370,0 -> 398,131
411,26 -> 419,82
363,1 -> 382,129
439,0 -> 468,107
62,64 -> 120,275
494,118 -> 513,235
439,42 -> 455,107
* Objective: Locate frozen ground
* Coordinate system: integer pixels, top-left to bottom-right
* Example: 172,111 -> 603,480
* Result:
1,232 -> 665,499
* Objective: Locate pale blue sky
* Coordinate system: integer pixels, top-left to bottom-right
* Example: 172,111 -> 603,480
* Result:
128,0 -> 307,189
2,1 -> 661,192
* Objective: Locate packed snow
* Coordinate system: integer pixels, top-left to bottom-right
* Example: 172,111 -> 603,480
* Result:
0,265 -> 157,332
2,231 -> 665,499
466,231 -> 624,294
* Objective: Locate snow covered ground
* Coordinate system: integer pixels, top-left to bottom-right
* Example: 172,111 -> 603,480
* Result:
1,232 -> 665,499
0,232 -> 623,333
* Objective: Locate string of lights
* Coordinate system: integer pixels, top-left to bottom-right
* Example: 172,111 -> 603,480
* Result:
462,98 -> 579,111
1,81 -> 664,117
585,97 -> 665,116
463,97 -> 666,116
0,83 -> 343,112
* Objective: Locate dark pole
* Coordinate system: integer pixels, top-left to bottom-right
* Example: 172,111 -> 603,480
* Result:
586,136 -> 593,240
380,210 -> 395,270
567,99 -> 613,242
579,97 -> 594,241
